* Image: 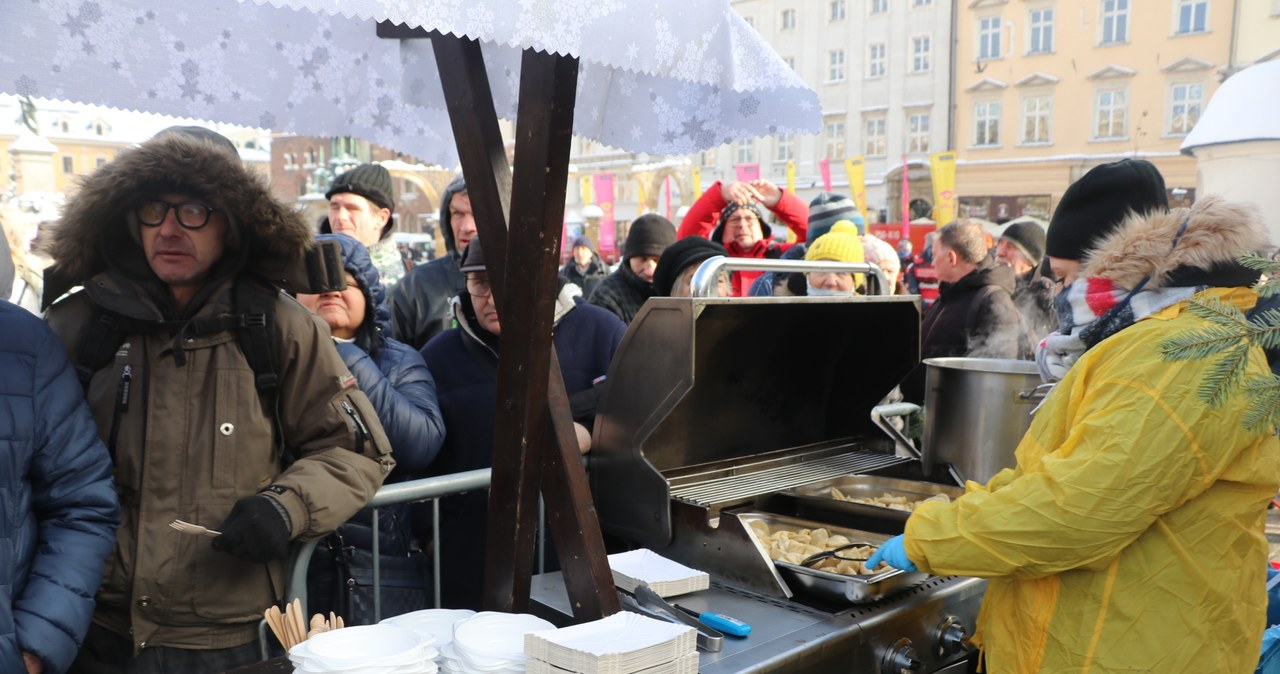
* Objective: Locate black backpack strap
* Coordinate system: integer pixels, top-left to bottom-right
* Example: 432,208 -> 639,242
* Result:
75,311 -> 127,392
232,275 -> 288,462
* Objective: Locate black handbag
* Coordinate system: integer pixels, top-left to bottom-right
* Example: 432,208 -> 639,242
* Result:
308,523 -> 432,625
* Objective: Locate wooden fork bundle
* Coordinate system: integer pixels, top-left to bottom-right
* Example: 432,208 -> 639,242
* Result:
263,598 -> 345,651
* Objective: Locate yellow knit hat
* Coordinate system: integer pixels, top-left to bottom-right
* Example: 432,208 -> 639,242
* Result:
806,221 -> 864,263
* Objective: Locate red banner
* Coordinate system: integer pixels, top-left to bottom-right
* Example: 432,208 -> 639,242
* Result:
734,164 -> 760,182
593,173 -> 616,256
900,155 -> 911,239
819,158 -> 833,192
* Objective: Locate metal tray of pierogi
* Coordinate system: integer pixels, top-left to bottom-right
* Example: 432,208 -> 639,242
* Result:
785,475 -> 966,524
737,512 -> 928,604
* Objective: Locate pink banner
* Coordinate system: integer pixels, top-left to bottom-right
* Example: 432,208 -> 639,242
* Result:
901,155 -> 911,239
593,173 -> 617,258
734,164 -> 760,182
818,158 -> 832,192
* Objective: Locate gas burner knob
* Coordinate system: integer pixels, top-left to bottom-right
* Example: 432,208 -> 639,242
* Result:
882,638 -> 922,673
934,615 -> 972,659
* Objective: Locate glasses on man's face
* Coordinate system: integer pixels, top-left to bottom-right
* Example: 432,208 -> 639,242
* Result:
135,199 -> 218,230
466,277 -> 492,298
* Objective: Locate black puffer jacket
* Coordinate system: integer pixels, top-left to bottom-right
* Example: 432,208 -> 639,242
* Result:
1013,268 -> 1058,347
560,256 -> 607,297
387,176 -> 468,350
587,263 -> 652,324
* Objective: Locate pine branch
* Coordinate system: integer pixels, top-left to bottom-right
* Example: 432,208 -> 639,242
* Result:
1242,374 -> 1280,434
1197,343 -> 1251,408
1238,253 -> 1280,272
1184,295 -> 1249,327
1160,323 -> 1253,362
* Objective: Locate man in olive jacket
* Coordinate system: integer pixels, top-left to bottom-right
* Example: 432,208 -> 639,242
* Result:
44,127 -> 395,673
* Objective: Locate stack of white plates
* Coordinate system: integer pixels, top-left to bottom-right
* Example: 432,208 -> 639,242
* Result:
289,624 -> 439,674
607,550 -> 709,598
523,612 -> 697,674
382,609 -> 476,666
440,612 -> 556,673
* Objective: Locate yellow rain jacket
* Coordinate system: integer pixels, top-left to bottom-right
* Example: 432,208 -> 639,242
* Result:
906,286 -> 1280,673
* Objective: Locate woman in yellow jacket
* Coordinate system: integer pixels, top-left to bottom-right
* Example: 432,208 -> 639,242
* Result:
871,197 -> 1280,673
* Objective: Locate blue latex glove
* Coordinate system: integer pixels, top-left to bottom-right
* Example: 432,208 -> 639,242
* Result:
866,535 -> 917,572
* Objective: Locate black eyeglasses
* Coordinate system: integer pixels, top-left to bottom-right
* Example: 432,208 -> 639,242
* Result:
466,277 -> 492,298
135,199 -> 219,230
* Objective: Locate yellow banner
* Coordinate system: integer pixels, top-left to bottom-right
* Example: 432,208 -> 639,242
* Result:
786,161 -> 796,195
580,176 -> 594,205
929,151 -> 958,225
635,177 -> 648,206
844,157 -> 868,222
691,167 -> 702,198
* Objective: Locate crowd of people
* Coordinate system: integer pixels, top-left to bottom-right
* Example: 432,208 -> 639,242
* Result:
2,124 -> 1278,674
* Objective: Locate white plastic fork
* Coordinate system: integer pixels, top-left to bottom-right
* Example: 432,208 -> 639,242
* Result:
169,520 -> 221,537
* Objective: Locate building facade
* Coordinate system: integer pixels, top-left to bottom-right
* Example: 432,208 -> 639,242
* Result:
952,0 -> 1238,221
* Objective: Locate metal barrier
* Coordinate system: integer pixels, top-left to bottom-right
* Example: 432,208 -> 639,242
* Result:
689,255 -> 891,297
262,468 -> 496,658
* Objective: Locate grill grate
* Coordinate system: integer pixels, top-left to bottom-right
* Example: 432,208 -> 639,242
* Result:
670,451 -> 911,507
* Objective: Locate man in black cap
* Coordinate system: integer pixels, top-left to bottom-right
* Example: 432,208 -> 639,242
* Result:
322,163 -> 405,286
1045,158 -> 1169,286
587,214 -> 677,323
559,234 -> 607,297
996,221 -> 1056,343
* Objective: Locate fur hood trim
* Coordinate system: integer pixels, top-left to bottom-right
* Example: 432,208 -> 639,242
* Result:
1083,196 -> 1272,290
49,132 -> 311,284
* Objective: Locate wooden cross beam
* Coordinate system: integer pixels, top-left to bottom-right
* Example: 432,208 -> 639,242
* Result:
393,26 -> 617,619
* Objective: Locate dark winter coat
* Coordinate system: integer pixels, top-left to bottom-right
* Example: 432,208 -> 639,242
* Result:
388,177 -> 468,350
43,131 -> 394,651
588,263 -> 653,324
903,261 -> 1028,402
419,286 -> 625,610
312,235 -> 445,555
560,256 -> 607,297
0,302 -> 119,674
1012,268 -> 1058,346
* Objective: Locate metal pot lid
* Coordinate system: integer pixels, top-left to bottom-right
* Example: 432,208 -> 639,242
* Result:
922,357 -> 1039,375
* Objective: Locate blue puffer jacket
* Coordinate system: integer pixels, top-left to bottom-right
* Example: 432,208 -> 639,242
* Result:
313,235 -> 445,552
1,301 -> 119,674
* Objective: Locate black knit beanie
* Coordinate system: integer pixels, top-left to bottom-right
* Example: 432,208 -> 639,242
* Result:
327,163 -> 396,214
999,221 -> 1046,265
459,235 -> 486,273
623,214 -> 677,261
709,201 -> 769,245
1045,159 -> 1168,260
652,236 -> 727,296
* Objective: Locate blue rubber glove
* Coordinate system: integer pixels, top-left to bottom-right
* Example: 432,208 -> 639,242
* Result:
866,535 -> 917,572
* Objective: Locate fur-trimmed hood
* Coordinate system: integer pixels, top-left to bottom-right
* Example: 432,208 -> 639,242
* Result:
48,130 -> 311,289
1084,196 -> 1272,290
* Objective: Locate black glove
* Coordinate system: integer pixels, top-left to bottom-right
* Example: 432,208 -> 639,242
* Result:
212,494 -> 293,562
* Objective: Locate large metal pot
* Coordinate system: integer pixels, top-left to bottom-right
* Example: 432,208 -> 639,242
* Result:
921,357 -> 1045,484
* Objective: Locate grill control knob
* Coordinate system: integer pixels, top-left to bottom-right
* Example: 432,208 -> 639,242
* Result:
934,615 -> 972,659
883,638 -> 922,673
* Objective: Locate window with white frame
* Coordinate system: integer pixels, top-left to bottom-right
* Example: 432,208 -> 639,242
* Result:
284,153 -> 296,170
974,101 -> 1001,146
978,16 -> 1002,60
865,117 -> 887,156
1028,8 -> 1054,53
775,134 -> 795,162
829,49 -> 846,81
1101,0 -> 1129,44
870,0 -> 888,14
783,56 -> 796,70
831,0 -> 847,21
1168,82 -> 1204,135
1094,89 -> 1128,139
908,113 -> 931,153
911,36 -> 931,72
1176,0 -> 1208,34
781,8 -> 797,29
868,43 -> 887,78
700,149 -> 717,166
1021,95 -> 1052,143
735,140 -> 756,165
913,0 -> 933,6
824,118 -> 846,159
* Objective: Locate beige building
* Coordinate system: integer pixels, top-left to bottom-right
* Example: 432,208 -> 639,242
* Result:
953,0 -> 1241,220
1233,0 -> 1280,66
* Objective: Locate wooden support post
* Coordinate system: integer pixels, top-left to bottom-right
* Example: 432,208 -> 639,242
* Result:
427,30 -> 617,618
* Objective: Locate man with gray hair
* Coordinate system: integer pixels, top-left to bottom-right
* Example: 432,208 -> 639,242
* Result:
904,219 -> 1028,401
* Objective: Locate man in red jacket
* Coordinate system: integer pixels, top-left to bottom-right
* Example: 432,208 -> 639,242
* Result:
677,179 -> 809,296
